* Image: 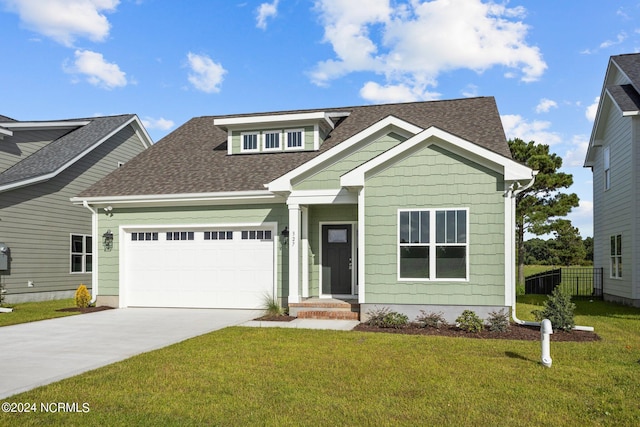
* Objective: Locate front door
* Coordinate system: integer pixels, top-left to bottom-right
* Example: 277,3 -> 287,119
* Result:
322,224 -> 353,295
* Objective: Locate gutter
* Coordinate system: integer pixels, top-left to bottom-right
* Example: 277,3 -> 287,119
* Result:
82,201 -> 99,304
508,172 -> 594,332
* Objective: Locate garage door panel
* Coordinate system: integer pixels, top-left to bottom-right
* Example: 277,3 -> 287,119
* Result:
125,229 -> 274,309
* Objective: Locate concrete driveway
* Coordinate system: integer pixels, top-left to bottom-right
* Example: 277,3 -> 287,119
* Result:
0,308 -> 260,399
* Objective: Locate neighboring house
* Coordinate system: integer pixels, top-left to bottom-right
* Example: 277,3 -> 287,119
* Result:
0,114 -> 152,303
73,99 -> 534,321
585,53 -> 640,307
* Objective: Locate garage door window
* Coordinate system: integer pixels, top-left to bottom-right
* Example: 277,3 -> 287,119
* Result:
131,232 -> 158,241
241,230 -> 272,240
205,231 -> 233,240
166,231 -> 194,241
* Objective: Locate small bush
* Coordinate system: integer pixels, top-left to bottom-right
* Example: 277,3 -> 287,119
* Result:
486,308 -> 510,332
262,294 -> 284,317
365,307 -> 408,329
415,310 -> 448,329
456,309 -> 484,333
532,287 -> 575,332
74,284 -> 91,308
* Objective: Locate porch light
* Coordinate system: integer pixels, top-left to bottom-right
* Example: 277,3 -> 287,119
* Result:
280,226 -> 289,245
102,230 -> 114,250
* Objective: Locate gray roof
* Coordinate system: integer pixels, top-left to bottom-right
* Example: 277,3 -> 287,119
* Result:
80,97 -> 510,198
0,115 -> 135,188
612,54 -> 640,90
608,54 -> 640,113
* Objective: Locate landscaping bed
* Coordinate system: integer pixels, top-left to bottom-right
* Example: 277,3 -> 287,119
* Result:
353,322 -> 600,342
254,314 -> 296,322
56,306 -> 114,314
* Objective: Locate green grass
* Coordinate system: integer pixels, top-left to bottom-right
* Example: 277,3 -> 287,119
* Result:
0,299 -> 80,327
1,299 -> 639,426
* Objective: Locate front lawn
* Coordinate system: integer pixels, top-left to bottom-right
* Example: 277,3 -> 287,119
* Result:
0,299 -> 81,327
1,299 -> 639,426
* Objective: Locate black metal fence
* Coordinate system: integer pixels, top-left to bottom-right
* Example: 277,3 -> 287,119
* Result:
524,267 -> 603,299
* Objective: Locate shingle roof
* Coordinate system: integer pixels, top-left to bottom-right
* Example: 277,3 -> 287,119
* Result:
612,54 -> 640,89
79,97 -> 510,198
0,115 -> 135,187
606,84 -> 640,113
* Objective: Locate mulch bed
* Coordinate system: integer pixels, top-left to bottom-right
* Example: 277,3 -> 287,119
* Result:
353,323 -> 600,342
56,306 -> 115,314
254,314 -> 296,322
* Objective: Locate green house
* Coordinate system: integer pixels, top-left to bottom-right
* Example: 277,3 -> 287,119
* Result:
73,99 -> 534,321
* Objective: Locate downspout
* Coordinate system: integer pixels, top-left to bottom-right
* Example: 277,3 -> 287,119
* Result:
508,173 -> 594,332
82,201 -> 99,304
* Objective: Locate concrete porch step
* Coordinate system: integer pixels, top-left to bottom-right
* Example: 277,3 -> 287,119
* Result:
289,298 -> 360,321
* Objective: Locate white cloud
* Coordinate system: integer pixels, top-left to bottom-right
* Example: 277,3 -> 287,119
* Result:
142,117 -> 175,131
3,0 -> 119,47
311,0 -> 547,101
563,134 -> 589,167
599,32 -> 627,49
64,49 -> 127,89
186,52 -> 227,93
500,114 -> 561,146
461,84 -> 479,98
535,98 -> 558,113
256,0 -> 279,30
586,97 -> 599,122
359,81 -> 440,103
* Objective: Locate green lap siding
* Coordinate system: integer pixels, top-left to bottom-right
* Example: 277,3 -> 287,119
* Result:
294,133 -> 406,190
364,143 -> 506,306
96,204 -> 289,301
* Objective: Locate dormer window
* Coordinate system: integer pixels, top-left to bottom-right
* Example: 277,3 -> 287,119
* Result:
241,132 -> 259,152
286,129 -> 303,150
263,131 -> 281,151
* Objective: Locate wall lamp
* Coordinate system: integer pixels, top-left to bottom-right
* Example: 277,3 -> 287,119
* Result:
102,229 -> 114,250
280,226 -> 289,245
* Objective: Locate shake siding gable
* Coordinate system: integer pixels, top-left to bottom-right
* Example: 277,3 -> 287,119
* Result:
293,132 -> 406,191
363,144 -> 505,305
0,125 -> 146,297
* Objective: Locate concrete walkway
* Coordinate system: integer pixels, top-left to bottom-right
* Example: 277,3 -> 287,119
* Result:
0,308 -> 260,399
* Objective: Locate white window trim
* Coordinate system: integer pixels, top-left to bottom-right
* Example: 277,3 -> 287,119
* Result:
240,132 -> 260,153
285,128 -> 305,151
397,208 -> 469,282
70,234 -> 92,274
604,146 -> 610,190
610,234 -> 622,279
262,130 -> 282,152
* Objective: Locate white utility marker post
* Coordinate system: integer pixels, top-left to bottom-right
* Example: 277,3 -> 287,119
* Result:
541,319 -> 553,367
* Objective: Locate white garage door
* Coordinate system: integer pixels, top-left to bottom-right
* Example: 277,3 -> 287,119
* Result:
124,228 -> 274,309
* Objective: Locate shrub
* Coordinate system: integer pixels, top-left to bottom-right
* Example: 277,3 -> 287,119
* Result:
532,287 -> 575,332
456,309 -> 484,333
414,310 -> 448,329
365,307 -> 408,329
75,284 -> 91,308
262,294 -> 284,317
486,308 -> 510,333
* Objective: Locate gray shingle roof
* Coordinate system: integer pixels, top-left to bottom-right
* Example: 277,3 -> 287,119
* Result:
612,53 -> 640,89
79,98 -> 510,198
606,84 -> 640,113
0,115 -> 135,187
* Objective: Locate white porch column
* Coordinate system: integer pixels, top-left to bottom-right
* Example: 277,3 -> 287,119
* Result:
301,206 -> 309,298
357,187 -> 366,304
288,203 -> 301,304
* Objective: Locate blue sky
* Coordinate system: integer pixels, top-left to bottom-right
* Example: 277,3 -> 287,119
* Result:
2,0 -> 640,238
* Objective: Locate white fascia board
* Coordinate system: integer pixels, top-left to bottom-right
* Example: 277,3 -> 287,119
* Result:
216,112 -> 332,128
622,111 -> 640,116
0,120 -> 90,131
341,126 -> 533,187
0,127 -> 13,138
71,190 -> 284,208
268,115 -> 423,192
287,189 -> 358,205
130,115 -> 154,147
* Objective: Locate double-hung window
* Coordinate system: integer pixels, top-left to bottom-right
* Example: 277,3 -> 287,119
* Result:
398,209 -> 468,280
604,146 -> 611,190
241,132 -> 259,152
71,234 -> 92,273
610,234 -> 622,278
263,131 -> 281,151
286,129 -> 303,149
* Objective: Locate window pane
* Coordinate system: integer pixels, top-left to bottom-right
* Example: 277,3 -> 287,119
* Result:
446,210 -> 456,243
287,131 -> 302,147
436,246 -> 466,279
72,235 -> 83,253
86,255 -> 93,273
420,211 -> 429,243
71,255 -> 83,272
242,231 -> 248,240
250,230 -> 256,239
616,235 -> 622,255
399,211 -> 409,243
436,211 -> 446,243
611,236 -> 615,256
265,230 -> 272,240
328,229 -> 347,243
188,232 -> 194,240
152,233 -> 158,241
226,231 -> 233,240
132,233 -> 139,241
618,256 -> 623,277
204,232 -> 210,240
257,230 -> 264,239
410,211 -> 420,243
86,237 -> 93,253
457,210 -> 466,243
400,246 -> 429,278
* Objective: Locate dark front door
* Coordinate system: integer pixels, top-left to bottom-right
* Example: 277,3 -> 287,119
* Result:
322,224 -> 352,295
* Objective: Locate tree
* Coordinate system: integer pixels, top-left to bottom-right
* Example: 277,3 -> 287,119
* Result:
549,219 -> 586,266
583,236 -> 594,264
508,138 -> 579,285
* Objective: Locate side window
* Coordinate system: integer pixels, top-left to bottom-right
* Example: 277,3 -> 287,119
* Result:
71,234 -> 92,273
610,234 -> 622,278
604,146 -> 610,190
